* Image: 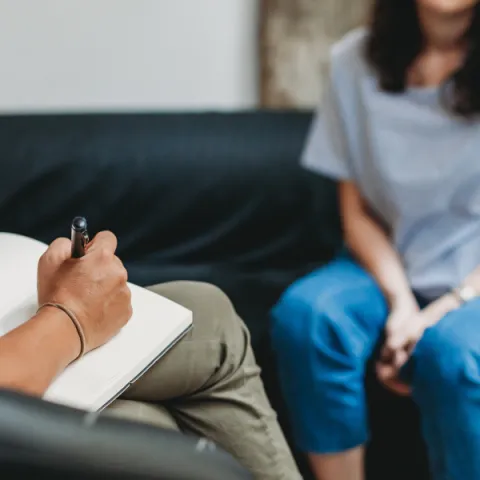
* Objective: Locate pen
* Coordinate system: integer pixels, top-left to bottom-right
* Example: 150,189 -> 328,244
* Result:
71,216 -> 89,258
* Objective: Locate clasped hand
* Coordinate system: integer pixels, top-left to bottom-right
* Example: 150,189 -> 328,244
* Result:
377,297 -> 444,395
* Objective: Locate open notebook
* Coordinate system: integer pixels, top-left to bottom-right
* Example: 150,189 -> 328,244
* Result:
0,233 -> 192,412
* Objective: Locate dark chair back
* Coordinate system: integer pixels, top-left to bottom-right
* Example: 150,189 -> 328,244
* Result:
0,390 -> 252,479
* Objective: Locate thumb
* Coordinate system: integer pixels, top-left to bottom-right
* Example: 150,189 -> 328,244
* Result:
386,329 -> 407,352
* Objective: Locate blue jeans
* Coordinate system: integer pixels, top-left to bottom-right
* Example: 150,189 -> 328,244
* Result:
271,255 -> 480,480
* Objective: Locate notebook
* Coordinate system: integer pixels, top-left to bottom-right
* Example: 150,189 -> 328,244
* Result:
0,233 -> 192,412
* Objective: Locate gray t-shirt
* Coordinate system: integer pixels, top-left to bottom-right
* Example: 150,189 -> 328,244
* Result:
303,28 -> 480,300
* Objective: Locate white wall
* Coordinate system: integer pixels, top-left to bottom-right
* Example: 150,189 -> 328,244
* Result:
0,0 -> 259,113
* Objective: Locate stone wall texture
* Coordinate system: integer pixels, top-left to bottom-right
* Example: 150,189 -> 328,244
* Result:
260,0 -> 370,108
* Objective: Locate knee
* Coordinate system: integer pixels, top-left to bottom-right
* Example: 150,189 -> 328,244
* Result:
168,281 -> 241,342
271,286 -> 314,355
186,283 -> 259,381
183,281 -> 233,312
271,285 -> 348,364
414,322 -> 473,395
193,282 -> 238,330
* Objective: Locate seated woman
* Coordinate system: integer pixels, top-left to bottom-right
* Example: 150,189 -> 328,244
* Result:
271,1 -> 480,479
0,231 -> 301,480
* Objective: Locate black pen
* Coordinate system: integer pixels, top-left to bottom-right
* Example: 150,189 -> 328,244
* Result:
71,217 -> 90,258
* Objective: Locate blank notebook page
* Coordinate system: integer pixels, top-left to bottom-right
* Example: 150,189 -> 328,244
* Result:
0,233 -> 192,411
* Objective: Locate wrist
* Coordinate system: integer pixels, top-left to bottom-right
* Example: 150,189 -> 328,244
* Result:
452,283 -> 480,305
388,290 -> 417,311
34,307 -> 81,364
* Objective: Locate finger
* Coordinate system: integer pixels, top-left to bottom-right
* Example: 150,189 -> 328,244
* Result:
376,363 -> 411,396
380,345 -> 394,364
123,285 -> 133,319
87,231 -> 118,255
386,312 -> 406,331
383,378 -> 411,397
376,363 -> 387,380
376,362 -> 396,381
386,332 -> 407,352
385,323 -> 407,344
388,322 -> 418,351
405,340 -> 417,356
376,364 -> 412,396
394,349 -> 409,369
390,321 -> 426,353
113,256 -> 129,283
45,237 -> 72,262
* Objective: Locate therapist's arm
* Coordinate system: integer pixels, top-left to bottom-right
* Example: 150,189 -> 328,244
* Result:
0,308 -> 79,396
0,232 -> 132,396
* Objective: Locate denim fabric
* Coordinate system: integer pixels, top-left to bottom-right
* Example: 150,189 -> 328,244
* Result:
272,255 -> 480,480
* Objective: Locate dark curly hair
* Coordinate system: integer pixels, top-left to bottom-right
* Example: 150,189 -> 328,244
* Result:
365,0 -> 480,117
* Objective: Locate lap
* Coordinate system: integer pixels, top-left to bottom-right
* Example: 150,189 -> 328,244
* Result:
121,280 -> 246,403
106,400 -> 180,431
272,255 -> 389,360
146,280 -> 233,323
412,297 -> 480,384
277,255 -> 386,315
277,255 -> 480,359
102,281 -> 234,434
420,297 -> 480,350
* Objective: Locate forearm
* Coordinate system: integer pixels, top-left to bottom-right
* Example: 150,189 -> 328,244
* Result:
339,182 -> 412,305
0,308 -> 78,396
344,211 -> 413,306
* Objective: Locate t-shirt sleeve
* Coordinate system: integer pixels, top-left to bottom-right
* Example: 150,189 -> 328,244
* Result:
301,75 -> 353,181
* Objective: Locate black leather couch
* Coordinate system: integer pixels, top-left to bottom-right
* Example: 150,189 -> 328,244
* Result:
0,111 -> 429,479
